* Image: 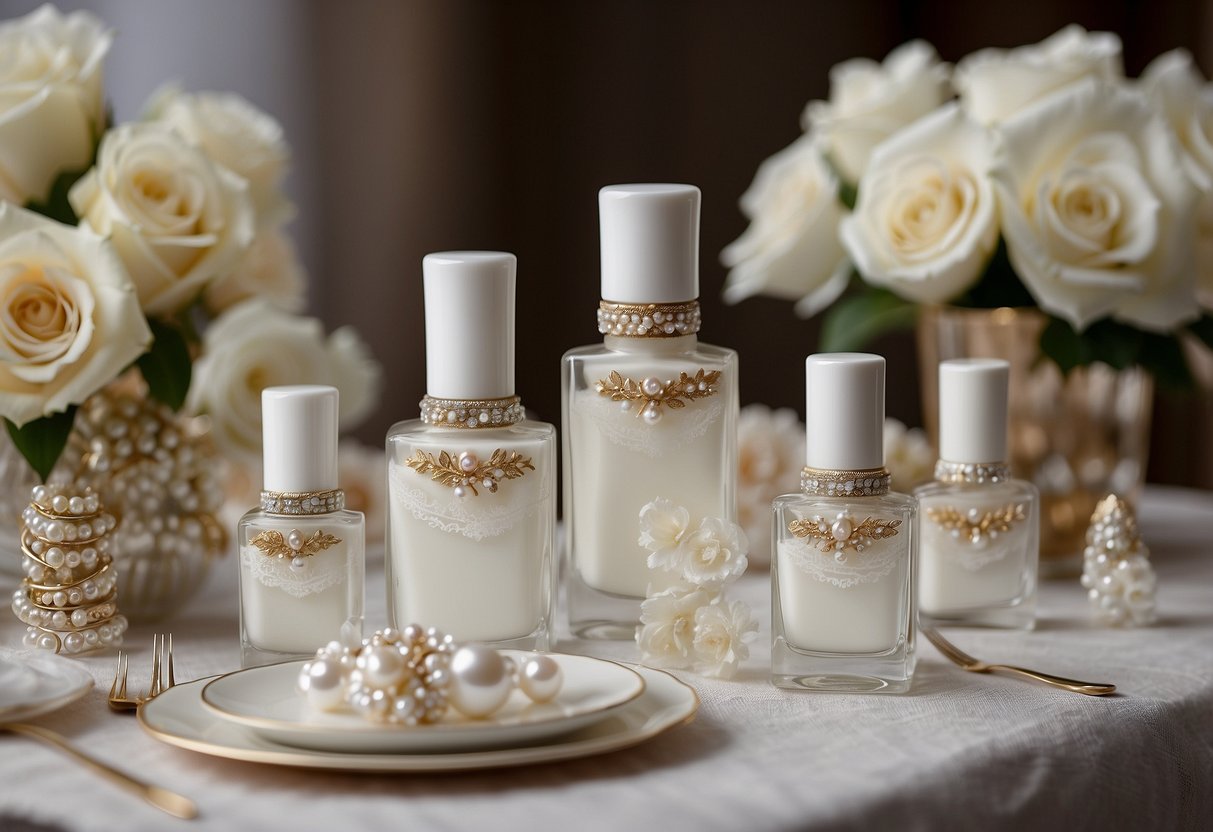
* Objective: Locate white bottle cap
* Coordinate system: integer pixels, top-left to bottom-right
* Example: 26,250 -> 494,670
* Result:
804,353 -> 885,471
599,184 -> 700,303
939,358 -> 1009,463
262,385 -> 339,492
423,251 -> 515,400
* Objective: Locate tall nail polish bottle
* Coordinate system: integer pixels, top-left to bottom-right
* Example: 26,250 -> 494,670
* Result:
562,184 -> 739,639
916,359 -> 1039,629
772,353 -> 916,692
238,386 -> 365,667
386,252 -> 556,649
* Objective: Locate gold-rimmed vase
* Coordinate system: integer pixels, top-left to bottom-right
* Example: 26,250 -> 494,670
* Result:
917,306 -> 1153,576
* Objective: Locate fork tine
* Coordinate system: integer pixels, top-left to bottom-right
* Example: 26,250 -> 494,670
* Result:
108,651 -> 124,699
166,633 -> 175,689
923,627 -> 976,666
150,634 -> 162,698
118,652 -> 128,699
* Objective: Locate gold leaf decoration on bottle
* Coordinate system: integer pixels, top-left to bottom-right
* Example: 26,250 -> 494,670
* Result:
594,368 -> 721,423
788,513 -> 902,556
405,448 -> 535,497
925,503 -> 1026,547
250,529 -> 342,560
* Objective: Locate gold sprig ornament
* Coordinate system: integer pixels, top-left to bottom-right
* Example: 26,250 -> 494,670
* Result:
789,512 -> 902,560
405,449 -> 535,499
924,503 -> 1027,549
250,529 -> 341,573
595,369 -> 721,425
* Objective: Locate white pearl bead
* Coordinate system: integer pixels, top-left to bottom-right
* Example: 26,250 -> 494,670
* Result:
44,548 -> 65,568
358,644 -> 407,689
459,452 -> 478,473
447,645 -> 514,718
453,485 -> 467,499
51,495 -> 69,513
298,658 -> 346,710
71,609 -> 88,628
290,556 -> 307,572
518,655 -> 563,703
287,530 -> 305,551
641,377 -> 663,397
68,496 -> 85,514
642,405 -> 662,425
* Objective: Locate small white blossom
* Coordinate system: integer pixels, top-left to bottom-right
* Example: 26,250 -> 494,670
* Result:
678,517 -> 749,588
737,404 -> 804,565
692,600 -> 759,680
638,497 -> 691,572
636,585 -> 715,670
883,418 -> 935,492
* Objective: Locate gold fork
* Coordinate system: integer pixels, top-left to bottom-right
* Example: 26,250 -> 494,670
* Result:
108,633 -> 176,711
922,627 -> 1116,696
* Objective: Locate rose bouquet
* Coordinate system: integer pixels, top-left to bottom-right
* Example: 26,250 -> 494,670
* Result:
724,26 -> 1213,386
0,5 -> 380,480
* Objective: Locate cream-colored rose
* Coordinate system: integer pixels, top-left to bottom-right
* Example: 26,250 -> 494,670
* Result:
805,40 -> 950,183
841,104 -> 999,304
692,600 -> 758,679
721,136 -> 850,318
204,229 -> 306,315
0,5 -> 110,205
955,25 -> 1122,126
992,79 -> 1201,331
737,404 -> 804,566
1141,50 -> 1213,307
0,203 -> 150,426
638,497 -> 691,572
636,584 -> 714,670
146,86 -> 293,228
188,300 -> 382,462
678,517 -> 749,588
68,123 -> 255,316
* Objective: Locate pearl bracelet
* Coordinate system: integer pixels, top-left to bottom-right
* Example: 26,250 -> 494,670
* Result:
297,625 -> 564,725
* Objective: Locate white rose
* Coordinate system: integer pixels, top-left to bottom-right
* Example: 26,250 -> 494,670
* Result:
1141,50 -> 1213,307
69,123 -> 255,316
0,5 -> 110,205
841,104 -> 999,304
677,517 -> 749,588
721,136 -> 850,318
692,600 -> 758,680
636,584 -> 714,670
883,418 -> 934,492
737,404 -> 804,566
0,203 -> 150,426
204,229 -> 306,315
805,40 -> 950,183
638,496 -> 691,571
992,78 -> 1201,332
955,25 -> 1123,126
188,300 -> 382,462
146,86 -> 293,228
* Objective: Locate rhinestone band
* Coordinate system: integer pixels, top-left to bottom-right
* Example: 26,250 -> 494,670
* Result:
419,395 -> 524,428
934,460 -> 1010,485
261,489 -> 345,515
800,467 -> 891,497
598,300 -> 701,338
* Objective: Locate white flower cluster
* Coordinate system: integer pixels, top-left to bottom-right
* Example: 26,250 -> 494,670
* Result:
737,405 -> 804,566
635,498 -> 758,679
883,418 -> 934,493
1081,495 -> 1156,627
725,25 -> 1211,334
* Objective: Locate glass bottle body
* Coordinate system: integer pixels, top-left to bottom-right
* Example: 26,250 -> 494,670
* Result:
771,491 -> 916,692
385,419 -> 555,650
237,508 -> 365,667
914,478 -> 1039,629
562,335 -> 738,639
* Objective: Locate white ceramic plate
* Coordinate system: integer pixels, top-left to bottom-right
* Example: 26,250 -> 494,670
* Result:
0,649 -> 93,722
140,663 -> 697,772
200,650 -> 646,753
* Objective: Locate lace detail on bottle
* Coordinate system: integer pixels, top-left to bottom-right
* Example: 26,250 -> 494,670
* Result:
241,544 -> 350,599
782,536 -> 903,589
389,464 -> 550,542
932,536 -> 1016,572
573,392 -> 725,456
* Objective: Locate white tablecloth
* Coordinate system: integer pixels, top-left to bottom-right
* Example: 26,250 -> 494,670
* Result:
1,486 -> 1211,832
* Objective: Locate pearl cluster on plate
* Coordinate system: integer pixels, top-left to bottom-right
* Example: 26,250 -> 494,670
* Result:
54,391 -> 228,620
11,484 -> 128,654
597,300 -> 701,338
297,626 -> 563,725
800,467 -> 891,497
1081,494 -> 1156,627
419,395 -> 524,429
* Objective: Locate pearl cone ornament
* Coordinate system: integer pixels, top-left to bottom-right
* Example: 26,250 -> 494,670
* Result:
12,484 -> 127,654
1081,495 -> 1156,627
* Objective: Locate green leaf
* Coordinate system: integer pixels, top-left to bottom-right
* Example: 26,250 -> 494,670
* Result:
1038,316 -> 1088,375
1138,331 -> 1194,391
1081,319 -> 1143,371
819,288 -> 918,352
5,407 -> 77,482
24,166 -> 89,226
952,238 -> 1036,309
1188,314 -> 1213,352
137,319 -> 192,410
